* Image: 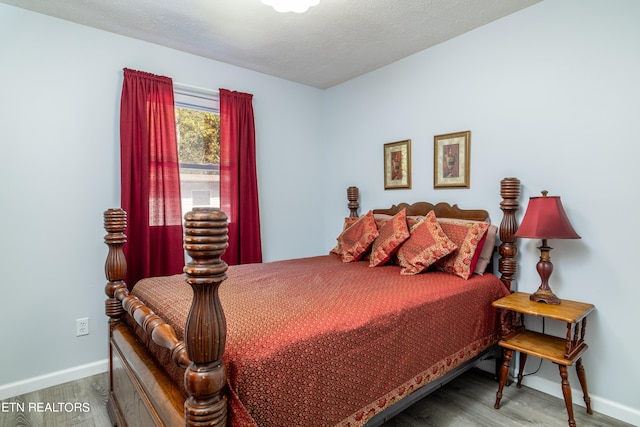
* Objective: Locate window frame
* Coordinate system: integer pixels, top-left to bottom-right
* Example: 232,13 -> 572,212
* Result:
174,83 -> 221,214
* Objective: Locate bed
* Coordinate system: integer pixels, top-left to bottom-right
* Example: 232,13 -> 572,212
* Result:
102,177 -> 521,427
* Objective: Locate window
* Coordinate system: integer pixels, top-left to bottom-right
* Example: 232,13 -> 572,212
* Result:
174,85 -> 220,216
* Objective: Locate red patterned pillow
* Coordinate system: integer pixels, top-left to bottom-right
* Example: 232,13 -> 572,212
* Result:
369,209 -> 410,267
374,213 -> 393,230
330,217 -> 359,255
406,215 -> 424,229
396,211 -> 458,275
436,218 -> 491,279
337,210 -> 379,262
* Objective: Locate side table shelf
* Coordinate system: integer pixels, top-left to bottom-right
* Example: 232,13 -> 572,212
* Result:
492,292 -> 595,427
500,330 -> 588,365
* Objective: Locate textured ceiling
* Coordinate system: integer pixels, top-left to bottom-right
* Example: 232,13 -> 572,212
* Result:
2,0 -> 542,89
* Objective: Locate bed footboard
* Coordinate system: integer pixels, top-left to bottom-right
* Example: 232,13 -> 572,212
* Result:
182,208 -> 229,425
104,207 -> 230,427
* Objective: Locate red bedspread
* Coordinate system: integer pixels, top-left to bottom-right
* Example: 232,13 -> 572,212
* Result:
132,254 -> 509,426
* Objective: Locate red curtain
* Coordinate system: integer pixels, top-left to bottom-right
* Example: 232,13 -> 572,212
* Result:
220,88 -> 262,265
120,68 -> 185,288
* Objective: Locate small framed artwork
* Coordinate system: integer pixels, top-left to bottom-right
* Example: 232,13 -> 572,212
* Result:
384,139 -> 412,190
434,131 -> 470,189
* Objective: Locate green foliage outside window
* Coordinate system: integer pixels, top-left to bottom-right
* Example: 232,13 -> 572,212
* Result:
176,108 -> 220,165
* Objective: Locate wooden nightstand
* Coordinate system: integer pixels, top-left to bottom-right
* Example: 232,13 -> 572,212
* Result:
492,292 -> 595,427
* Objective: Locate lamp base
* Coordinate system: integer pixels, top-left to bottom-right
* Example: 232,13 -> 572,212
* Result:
530,288 -> 561,304
529,241 -> 561,304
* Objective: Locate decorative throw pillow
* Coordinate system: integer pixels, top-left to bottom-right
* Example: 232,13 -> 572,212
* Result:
337,210 -> 379,262
396,211 -> 458,275
406,215 -> 424,229
436,218 -> 491,279
369,209 -> 410,267
374,213 -> 393,230
469,230 -> 488,274
474,224 -> 498,275
330,216 -> 360,255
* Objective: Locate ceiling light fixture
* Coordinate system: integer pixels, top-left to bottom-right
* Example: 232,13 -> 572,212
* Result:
261,0 -> 319,13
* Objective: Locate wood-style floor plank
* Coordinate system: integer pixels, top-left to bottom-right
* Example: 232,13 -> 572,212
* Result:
0,369 -> 632,426
0,374 -> 109,427
380,369 -> 632,427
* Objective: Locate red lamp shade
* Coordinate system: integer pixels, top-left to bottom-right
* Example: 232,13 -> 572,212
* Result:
515,192 -> 580,304
515,194 -> 581,240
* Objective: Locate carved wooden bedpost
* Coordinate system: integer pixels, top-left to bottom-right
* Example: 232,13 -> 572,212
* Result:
183,208 -> 229,426
103,209 -> 128,396
104,208 -> 127,323
347,186 -> 359,218
498,177 -> 521,291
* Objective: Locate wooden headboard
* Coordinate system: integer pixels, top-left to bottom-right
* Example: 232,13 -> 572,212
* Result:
373,202 -> 489,222
346,177 -> 521,291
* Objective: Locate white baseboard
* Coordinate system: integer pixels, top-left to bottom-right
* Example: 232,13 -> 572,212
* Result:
0,359 -> 108,401
521,375 -> 640,426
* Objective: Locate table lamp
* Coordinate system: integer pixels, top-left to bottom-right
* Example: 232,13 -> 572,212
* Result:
515,191 -> 580,304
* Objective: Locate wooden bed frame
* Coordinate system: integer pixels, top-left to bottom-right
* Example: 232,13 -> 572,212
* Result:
102,177 -> 521,427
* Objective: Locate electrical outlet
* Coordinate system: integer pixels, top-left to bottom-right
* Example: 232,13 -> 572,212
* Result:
76,318 -> 89,336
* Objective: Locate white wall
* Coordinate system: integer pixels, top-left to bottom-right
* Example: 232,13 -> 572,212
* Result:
323,0 -> 640,424
0,2 -> 325,395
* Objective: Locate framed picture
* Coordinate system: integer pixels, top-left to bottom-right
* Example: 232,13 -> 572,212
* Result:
384,139 -> 411,190
434,131 -> 470,188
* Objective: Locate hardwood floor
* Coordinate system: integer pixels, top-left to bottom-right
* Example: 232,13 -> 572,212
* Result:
0,369 -> 631,427
379,369 -> 631,427
0,374 -> 110,427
